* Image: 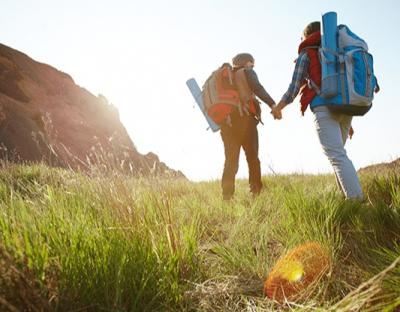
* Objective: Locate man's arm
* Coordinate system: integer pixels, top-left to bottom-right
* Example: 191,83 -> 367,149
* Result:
244,68 -> 276,108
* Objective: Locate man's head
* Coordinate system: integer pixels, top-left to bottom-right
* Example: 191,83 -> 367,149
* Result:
232,53 -> 255,68
303,21 -> 320,39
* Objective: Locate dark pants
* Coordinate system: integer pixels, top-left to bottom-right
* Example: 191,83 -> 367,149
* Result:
220,113 -> 262,200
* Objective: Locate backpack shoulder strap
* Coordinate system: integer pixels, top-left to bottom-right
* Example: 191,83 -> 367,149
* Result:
234,68 -> 253,116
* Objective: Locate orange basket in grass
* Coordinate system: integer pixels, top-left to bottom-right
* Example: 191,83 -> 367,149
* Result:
264,242 -> 331,303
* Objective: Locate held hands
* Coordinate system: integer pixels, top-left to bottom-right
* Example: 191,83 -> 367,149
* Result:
270,102 -> 285,120
271,106 -> 282,120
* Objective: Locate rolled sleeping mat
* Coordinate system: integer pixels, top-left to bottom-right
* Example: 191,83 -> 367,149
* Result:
320,11 -> 338,98
186,78 -> 220,132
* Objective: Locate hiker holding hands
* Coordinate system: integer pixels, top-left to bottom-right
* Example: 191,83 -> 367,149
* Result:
220,53 -> 277,200
271,22 -> 365,199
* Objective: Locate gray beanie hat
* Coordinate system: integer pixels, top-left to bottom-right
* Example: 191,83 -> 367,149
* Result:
232,53 -> 254,67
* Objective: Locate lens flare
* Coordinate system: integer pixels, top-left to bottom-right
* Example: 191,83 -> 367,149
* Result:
281,260 -> 304,282
264,242 -> 331,303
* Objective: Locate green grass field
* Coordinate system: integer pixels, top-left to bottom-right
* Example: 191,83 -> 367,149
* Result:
0,163 -> 399,311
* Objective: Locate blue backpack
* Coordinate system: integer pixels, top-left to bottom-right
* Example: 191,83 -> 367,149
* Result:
311,12 -> 379,116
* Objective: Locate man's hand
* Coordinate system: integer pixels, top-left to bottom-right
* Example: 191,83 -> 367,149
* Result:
271,105 -> 282,120
271,100 -> 287,120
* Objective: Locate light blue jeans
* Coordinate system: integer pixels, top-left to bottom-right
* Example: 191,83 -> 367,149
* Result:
313,106 -> 363,199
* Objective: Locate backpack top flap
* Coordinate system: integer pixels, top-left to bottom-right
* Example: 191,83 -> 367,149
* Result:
338,25 -> 368,51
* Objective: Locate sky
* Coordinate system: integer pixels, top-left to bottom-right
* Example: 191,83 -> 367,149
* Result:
1,0 -> 399,181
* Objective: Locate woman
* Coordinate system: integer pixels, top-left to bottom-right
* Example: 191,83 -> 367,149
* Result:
272,22 -> 363,199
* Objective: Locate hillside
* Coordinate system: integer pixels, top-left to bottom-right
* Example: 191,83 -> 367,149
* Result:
0,43 -> 183,177
359,158 -> 400,174
0,163 -> 399,311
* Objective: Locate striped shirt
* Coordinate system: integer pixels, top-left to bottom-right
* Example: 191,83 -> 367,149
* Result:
281,51 -> 310,105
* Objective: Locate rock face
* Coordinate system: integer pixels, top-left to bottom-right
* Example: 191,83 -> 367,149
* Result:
0,43 -> 183,177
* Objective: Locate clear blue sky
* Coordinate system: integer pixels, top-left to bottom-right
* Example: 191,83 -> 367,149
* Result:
1,0 -> 399,180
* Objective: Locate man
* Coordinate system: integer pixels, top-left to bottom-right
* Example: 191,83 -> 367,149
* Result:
272,22 -> 364,199
220,53 -> 277,200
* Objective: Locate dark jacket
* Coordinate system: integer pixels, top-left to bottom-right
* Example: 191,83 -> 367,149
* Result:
243,68 -> 275,108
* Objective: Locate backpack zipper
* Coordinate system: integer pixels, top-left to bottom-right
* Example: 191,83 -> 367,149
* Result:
362,52 -> 371,97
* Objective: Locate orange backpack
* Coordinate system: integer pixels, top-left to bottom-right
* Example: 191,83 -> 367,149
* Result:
202,63 -> 242,125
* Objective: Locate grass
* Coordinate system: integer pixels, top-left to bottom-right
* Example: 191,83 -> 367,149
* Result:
0,162 -> 399,311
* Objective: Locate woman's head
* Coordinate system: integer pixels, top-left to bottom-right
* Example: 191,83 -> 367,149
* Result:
303,21 -> 320,39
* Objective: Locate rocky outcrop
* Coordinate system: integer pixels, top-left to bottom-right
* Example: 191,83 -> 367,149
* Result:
0,43 -> 184,178
358,158 -> 400,174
